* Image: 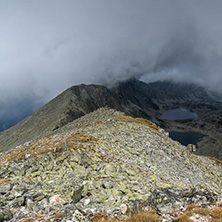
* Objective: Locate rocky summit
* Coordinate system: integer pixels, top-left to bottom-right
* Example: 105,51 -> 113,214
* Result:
0,108 -> 221,221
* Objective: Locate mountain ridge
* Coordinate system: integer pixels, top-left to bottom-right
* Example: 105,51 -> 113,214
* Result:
0,107 -> 221,221
0,79 -> 222,160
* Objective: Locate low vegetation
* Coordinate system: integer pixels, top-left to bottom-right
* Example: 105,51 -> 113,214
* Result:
0,131 -> 95,166
92,204 -> 222,222
206,156 -> 222,165
112,116 -> 159,130
174,204 -> 222,222
92,210 -> 160,222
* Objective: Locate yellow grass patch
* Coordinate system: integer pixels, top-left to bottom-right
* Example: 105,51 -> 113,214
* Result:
91,210 -> 160,222
46,213 -> 65,222
0,179 -> 11,186
206,156 -> 222,165
0,131 -> 96,165
177,205 -> 222,222
112,116 -> 159,130
211,207 -> 222,219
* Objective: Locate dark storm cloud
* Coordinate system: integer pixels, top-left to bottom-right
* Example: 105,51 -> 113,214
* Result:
0,0 -> 222,106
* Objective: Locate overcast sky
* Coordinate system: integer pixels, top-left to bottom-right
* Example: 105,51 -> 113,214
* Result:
1,0 -> 222,106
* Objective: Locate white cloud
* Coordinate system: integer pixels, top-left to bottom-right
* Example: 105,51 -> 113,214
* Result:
0,0 -> 222,105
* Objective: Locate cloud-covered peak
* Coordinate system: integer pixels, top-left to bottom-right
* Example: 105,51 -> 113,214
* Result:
0,0 -> 222,105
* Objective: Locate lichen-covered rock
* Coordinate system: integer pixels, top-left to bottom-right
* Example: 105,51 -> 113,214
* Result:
72,185 -> 84,203
72,209 -> 87,222
49,195 -> 66,205
0,108 -> 221,221
0,210 -> 12,221
120,203 -> 127,214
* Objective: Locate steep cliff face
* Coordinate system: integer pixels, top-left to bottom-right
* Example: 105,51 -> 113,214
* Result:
0,108 -> 221,221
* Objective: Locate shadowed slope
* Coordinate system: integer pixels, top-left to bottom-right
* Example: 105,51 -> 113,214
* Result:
0,84 -> 125,152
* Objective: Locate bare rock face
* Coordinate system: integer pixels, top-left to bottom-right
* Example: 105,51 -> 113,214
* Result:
0,108 -> 221,221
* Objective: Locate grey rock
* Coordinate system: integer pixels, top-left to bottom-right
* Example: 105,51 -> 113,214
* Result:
72,186 -> 84,203
0,210 -> 13,221
0,108 -> 221,221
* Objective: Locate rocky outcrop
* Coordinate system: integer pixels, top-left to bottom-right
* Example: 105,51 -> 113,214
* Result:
187,144 -> 196,152
0,108 -> 221,221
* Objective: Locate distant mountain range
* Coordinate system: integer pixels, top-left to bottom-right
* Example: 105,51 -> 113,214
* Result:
0,78 -> 222,159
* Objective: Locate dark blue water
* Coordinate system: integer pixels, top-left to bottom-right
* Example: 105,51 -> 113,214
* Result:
160,108 -> 197,120
169,131 -> 207,146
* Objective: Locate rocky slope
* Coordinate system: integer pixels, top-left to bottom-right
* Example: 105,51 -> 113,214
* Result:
113,79 -> 222,160
0,108 -> 221,221
0,84 -> 146,153
0,84 -> 121,152
1,79 -> 222,160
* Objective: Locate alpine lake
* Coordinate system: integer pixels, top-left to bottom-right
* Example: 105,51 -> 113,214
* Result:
160,108 -> 206,146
